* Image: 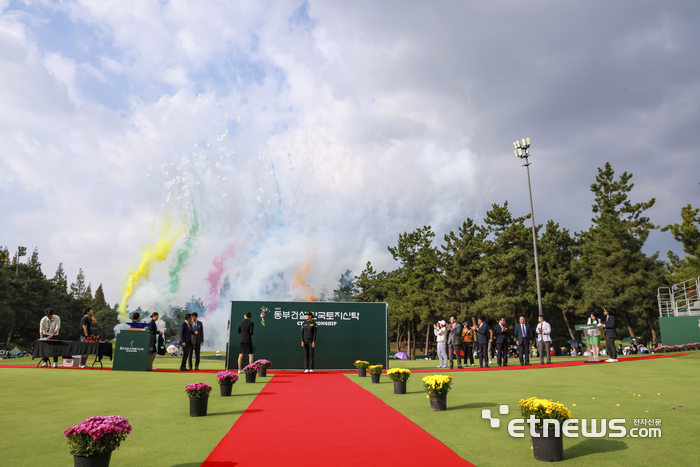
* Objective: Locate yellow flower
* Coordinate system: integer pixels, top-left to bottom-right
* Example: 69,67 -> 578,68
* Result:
616,404 -> 620,406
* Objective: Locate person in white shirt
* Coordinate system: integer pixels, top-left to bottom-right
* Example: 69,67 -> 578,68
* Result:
536,316 -> 552,364
39,308 -> 61,367
433,321 -> 448,368
586,312 -> 602,362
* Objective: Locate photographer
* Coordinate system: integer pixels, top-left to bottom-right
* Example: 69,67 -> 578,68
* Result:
433,320 -> 448,368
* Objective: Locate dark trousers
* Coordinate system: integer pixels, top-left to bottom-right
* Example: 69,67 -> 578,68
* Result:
79,335 -> 89,367
41,334 -> 58,364
518,342 -> 530,365
303,341 -> 315,370
605,335 -> 618,359
189,343 -> 201,369
496,342 -> 508,366
180,344 -> 193,369
538,340 -> 551,364
478,342 -> 489,367
448,343 -> 462,368
462,342 -> 474,365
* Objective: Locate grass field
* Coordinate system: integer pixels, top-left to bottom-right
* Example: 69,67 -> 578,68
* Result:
1,352 -> 697,466
353,352 -> 700,467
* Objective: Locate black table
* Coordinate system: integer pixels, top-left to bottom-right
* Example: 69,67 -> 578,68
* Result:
32,340 -> 113,369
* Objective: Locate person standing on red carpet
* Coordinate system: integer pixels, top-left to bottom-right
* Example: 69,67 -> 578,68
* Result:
301,311 -> 317,373
474,317 -> 493,368
493,317 -> 509,367
535,316 -> 552,365
238,312 -> 255,373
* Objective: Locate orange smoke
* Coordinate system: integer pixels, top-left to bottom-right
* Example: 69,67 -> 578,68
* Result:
293,263 -> 317,302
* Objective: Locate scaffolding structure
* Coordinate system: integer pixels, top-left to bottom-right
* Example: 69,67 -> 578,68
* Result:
658,277 -> 700,317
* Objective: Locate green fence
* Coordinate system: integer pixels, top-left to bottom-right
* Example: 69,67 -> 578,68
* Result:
226,301 -> 388,370
659,316 -> 700,346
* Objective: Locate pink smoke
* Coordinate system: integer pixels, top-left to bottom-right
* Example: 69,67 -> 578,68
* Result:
205,243 -> 236,312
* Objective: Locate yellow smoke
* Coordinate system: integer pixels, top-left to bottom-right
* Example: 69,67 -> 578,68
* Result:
118,208 -> 183,316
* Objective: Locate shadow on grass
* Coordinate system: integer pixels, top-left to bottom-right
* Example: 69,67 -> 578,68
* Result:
564,439 -> 628,459
449,402 -> 498,410
206,410 -> 246,416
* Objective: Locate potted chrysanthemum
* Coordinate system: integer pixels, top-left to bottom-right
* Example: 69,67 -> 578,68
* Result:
354,360 -> 370,377
368,364 -> 383,383
243,363 -> 260,383
422,374 -> 453,411
64,415 -> 131,467
254,359 -> 272,377
518,397 -> 572,462
217,370 -> 239,396
387,368 -> 411,394
185,382 -> 212,417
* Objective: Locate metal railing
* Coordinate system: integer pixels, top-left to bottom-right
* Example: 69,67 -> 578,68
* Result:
658,276 -> 700,317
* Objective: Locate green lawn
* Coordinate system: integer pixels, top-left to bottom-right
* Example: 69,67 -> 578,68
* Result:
353,352 -> 700,467
1,352 -> 696,466
0,364 -> 265,467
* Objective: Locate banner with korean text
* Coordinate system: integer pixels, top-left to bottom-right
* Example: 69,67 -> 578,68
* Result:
226,301 -> 389,370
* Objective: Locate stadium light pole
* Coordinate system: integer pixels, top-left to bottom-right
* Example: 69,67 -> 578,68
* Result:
513,138 -> 544,317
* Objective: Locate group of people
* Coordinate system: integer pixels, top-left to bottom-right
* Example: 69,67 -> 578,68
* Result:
236,310 -> 318,373
178,312 -> 204,371
38,307 -> 97,368
431,308 -> 620,368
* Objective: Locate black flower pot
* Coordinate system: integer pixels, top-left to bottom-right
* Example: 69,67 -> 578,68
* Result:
370,373 -> 380,384
245,372 -> 257,383
358,368 -> 367,377
71,451 -> 112,467
189,396 -> 209,417
532,427 -> 564,462
259,368 -> 267,377
393,380 -> 407,394
429,393 -> 447,411
220,383 -> 233,397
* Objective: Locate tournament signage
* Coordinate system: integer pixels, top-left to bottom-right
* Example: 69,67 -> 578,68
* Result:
227,301 -> 388,371
113,331 -> 154,371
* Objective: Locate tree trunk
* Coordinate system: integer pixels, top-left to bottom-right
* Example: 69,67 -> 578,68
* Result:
425,325 -> 430,355
407,321 -> 412,360
561,310 -> 575,340
396,324 -> 402,352
620,308 -> 636,337
646,308 -> 658,345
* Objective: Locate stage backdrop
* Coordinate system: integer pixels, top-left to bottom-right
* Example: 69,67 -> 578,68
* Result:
226,301 -> 388,370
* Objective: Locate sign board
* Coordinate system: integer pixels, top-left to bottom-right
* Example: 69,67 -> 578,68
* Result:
113,331 -> 153,371
574,324 -> 599,331
227,301 -> 388,370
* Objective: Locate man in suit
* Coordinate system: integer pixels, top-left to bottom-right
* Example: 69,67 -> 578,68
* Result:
179,314 -> 193,371
600,307 -> 618,362
447,316 -> 463,369
536,315 -> 552,364
514,316 -> 532,366
493,317 -> 509,367
475,316 -> 493,368
189,312 -> 204,371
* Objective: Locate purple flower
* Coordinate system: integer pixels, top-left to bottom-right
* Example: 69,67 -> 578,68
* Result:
217,370 -> 239,384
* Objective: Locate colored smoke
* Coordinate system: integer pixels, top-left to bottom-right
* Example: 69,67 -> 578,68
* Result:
118,210 -> 183,316
166,211 -> 202,294
292,263 -> 318,302
205,243 -> 237,312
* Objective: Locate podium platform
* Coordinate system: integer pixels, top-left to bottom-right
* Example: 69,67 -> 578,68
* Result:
113,330 -> 156,371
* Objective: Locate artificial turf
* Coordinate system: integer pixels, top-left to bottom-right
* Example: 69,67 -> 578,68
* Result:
1,352 -> 697,466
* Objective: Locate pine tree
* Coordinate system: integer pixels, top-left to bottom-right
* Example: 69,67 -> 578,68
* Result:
474,202 -> 536,326
52,263 -> 68,290
69,268 -> 87,298
577,163 -> 657,339
91,284 -> 109,311
662,187 -> 700,283
333,270 -> 358,301
83,283 -> 93,301
27,248 -> 42,272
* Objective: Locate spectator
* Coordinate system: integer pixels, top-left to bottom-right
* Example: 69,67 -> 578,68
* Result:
39,308 -> 61,368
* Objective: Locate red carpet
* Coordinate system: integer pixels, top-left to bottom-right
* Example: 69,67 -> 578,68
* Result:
201,372 -> 473,467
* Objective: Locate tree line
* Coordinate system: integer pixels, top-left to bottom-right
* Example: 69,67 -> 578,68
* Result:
334,164 -> 699,357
